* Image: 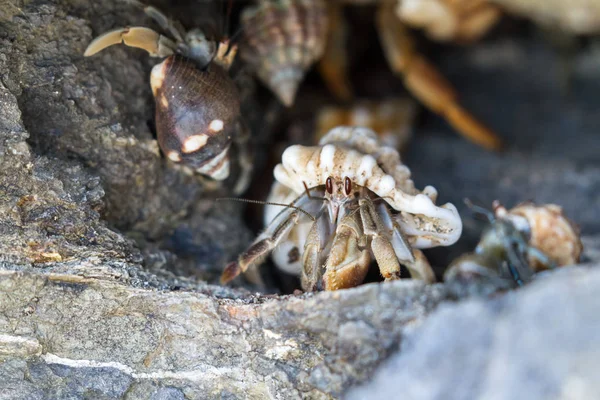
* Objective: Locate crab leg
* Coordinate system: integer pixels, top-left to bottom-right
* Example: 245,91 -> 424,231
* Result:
84,27 -> 176,57
376,201 -> 436,282
232,121 -> 254,195
130,0 -> 186,43
221,209 -> 302,284
301,213 -> 332,291
503,237 -> 535,285
318,2 -> 353,101
375,2 -> 503,151
323,211 -> 371,290
221,191 -> 321,284
359,199 -> 402,281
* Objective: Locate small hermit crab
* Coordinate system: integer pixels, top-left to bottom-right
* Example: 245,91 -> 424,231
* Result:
239,0 -> 503,151
221,126 -> 462,291
84,2 -> 252,193
445,201 -> 583,289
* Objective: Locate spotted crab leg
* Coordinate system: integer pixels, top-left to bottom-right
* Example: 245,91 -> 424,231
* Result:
375,2 -> 503,151
317,2 -> 353,101
84,27 -> 176,57
323,210 -> 371,290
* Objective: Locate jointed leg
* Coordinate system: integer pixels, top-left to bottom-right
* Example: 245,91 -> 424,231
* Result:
405,249 -> 435,283
323,211 -> 371,290
318,3 -> 353,101
128,0 -> 186,42
301,213 -> 331,291
504,238 -> 535,285
359,199 -> 402,281
221,208 -> 302,284
84,27 -> 176,57
232,121 -> 253,195
376,2 -> 503,151
375,201 -> 436,283
526,246 -> 557,271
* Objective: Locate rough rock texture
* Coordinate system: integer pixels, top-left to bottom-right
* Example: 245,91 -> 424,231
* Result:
0,0 -> 253,282
0,270 -> 446,399
1,0 -> 600,399
348,266 -> 600,400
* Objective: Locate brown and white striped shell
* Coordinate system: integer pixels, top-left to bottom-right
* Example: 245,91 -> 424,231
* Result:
267,126 -> 462,271
495,202 -> 583,270
240,0 -> 328,106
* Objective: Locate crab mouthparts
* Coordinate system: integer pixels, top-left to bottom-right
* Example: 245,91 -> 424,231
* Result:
328,201 -> 349,226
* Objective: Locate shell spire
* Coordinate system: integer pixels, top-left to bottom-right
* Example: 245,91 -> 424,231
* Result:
241,0 -> 328,106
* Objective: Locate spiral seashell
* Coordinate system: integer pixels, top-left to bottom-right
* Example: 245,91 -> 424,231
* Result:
241,0 -> 328,106
499,203 -> 583,270
151,55 -> 241,180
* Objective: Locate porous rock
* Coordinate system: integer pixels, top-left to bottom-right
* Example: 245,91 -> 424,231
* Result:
0,270 -> 446,399
0,0 -> 253,281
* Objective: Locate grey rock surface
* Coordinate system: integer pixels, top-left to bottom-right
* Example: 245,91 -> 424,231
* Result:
0,270 -> 446,399
0,0 -> 253,282
0,0 -> 599,399
347,266 -> 600,400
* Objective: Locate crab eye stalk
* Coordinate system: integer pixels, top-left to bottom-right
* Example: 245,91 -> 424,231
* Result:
325,177 -> 333,194
344,177 -> 352,196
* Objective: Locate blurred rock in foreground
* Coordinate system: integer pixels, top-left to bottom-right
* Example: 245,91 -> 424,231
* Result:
348,266 -> 600,400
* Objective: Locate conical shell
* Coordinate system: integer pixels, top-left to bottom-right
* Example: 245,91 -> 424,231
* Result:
241,0 -> 328,106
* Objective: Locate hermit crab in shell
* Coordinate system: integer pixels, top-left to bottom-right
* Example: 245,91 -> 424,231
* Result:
239,0 -> 503,150
445,201 -> 583,289
84,2 -> 252,194
221,126 -> 462,291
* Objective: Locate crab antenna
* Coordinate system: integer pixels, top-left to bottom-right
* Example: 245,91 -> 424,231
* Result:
216,198 -> 316,221
464,198 -> 495,223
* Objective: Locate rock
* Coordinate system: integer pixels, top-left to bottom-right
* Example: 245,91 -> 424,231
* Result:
0,270 -> 446,399
0,0 -> 599,398
347,266 -> 600,400
0,0 -> 253,282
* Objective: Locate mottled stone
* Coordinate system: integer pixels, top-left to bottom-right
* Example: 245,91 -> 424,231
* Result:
348,266 -> 600,400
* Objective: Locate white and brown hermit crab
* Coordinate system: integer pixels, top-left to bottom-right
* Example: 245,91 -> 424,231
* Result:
445,201 -> 583,288
84,2 -> 252,193
221,126 -> 462,291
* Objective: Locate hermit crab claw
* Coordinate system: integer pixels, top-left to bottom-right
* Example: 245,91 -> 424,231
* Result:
84,26 -> 176,58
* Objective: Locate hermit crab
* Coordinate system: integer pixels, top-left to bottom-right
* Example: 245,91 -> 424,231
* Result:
239,0 -> 503,150
445,201 -> 583,288
221,126 -> 462,291
84,2 -> 252,193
